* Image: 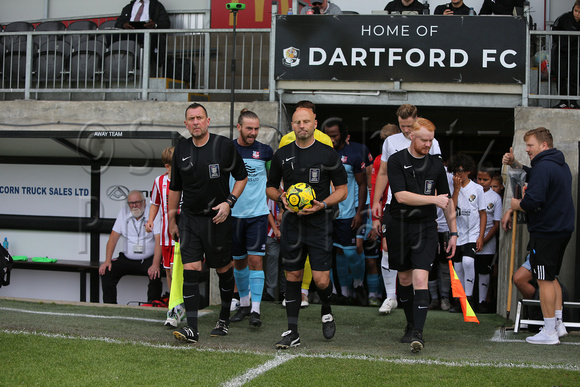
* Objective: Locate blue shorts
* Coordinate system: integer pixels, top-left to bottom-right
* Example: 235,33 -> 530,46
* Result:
333,218 -> 357,249
232,215 -> 268,258
521,254 -> 531,271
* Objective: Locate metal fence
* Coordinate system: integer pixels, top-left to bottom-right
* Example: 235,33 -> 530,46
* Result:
0,28 -> 272,101
528,30 -> 580,108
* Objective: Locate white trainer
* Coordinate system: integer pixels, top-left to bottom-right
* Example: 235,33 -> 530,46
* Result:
175,305 -> 186,324
379,298 -> 398,314
301,293 -> 309,308
526,329 -> 560,345
164,309 -> 178,328
556,321 -> 568,338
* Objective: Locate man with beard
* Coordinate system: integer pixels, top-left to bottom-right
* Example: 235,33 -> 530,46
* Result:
100,190 -> 163,304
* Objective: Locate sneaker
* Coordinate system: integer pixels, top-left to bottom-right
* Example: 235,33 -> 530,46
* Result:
210,319 -> 229,337
379,298 -> 398,314
556,321 -> 568,338
400,323 -> 414,343
354,286 -> 368,306
368,296 -> 381,307
440,297 -> 451,311
553,100 -> 568,109
230,306 -> 250,322
449,299 -> 462,313
230,298 -> 240,312
173,326 -> 199,343
282,298 -> 286,307
410,330 -> 425,353
164,309 -> 178,328
301,293 -> 309,308
428,298 -> 440,310
175,304 -> 186,323
276,330 -> 300,349
249,312 -> 262,327
526,328 -> 559,345
322,313 -> 336,339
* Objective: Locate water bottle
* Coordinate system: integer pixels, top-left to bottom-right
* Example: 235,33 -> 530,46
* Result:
2,237 -> 8,252
423,1 -> 430,15
469,7 -> 475,15
307,8 -> 314,15
288,7 -> 293,15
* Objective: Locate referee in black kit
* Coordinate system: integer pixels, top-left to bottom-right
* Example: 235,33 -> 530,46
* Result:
385,117 -> 457,353
168,103 -> 248,344
266,107 -> 348,349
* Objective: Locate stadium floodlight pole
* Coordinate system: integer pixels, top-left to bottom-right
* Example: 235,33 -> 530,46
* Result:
226,2 -> 246,140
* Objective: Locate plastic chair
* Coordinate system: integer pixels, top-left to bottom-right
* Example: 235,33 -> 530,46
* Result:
70,39 -> 106,82
103,39 -> 141,81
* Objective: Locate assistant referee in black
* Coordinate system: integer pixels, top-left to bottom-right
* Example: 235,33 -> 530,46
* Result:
168,103 -> 248,344
266,107 -> 348,349
385,117 -> 457,353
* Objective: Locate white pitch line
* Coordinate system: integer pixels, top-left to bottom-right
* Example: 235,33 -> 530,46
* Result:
2,329 -> 579,372
0,306 -> 209,323
222,353 -> 295,387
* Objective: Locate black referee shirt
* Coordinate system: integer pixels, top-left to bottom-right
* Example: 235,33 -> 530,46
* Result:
267,141 -> 347,203
388,149 -> 449,222
170,133 -> 247,216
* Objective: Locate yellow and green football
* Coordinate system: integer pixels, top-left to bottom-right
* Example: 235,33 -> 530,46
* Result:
286,182 -> 316,213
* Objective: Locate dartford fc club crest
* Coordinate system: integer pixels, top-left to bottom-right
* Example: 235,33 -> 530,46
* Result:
283,47 -> 300,67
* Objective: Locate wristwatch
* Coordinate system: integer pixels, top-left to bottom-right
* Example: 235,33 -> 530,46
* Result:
449,232 -> 458,237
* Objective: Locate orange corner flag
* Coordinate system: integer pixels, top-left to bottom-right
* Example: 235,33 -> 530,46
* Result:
448,260 -> 480,324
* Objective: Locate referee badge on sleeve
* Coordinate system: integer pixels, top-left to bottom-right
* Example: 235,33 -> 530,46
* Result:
424,180 -> 434,195
209,164 -> 220,178
309,168 -> 320,184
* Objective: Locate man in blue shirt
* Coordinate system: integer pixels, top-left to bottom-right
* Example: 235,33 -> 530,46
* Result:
229,110 -> 273,328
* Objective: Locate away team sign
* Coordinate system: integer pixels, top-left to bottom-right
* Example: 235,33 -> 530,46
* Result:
275,15 -> 526,84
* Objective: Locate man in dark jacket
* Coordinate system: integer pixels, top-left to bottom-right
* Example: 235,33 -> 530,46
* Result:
384,0 -> 425,15
479,0 -> 523,15
551,0 -> 580,108
502,127 -> 574,345
115,0 -> 171,70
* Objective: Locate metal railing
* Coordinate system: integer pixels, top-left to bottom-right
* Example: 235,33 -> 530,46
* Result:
528,30 -> 580,107
0,28 -> 272,100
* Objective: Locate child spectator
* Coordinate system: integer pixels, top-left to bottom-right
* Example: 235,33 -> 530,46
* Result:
448,154 -> 487,312
475,163 -> 502,313
146,146 -> 184,327
491,174 -> 505,199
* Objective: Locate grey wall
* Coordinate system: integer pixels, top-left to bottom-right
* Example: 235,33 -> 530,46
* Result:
497,106 -> 578,317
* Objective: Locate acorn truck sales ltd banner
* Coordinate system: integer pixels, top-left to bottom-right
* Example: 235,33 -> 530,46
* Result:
275,15 -> 526,84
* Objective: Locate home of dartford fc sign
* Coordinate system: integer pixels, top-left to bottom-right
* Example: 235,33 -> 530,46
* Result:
275,15 -> 526,84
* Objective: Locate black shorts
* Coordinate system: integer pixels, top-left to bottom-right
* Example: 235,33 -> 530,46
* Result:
178,213 -> 232,269
280,212 -> 333,272
231,215 -> 268,258
529,235 -> 571,281
333,218 -> 357,248
476,254 -> 494,274
385,213 -> 438,272
453,243 -> 477,262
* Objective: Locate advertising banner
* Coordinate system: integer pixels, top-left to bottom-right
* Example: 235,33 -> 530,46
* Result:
275,15 -> 526,84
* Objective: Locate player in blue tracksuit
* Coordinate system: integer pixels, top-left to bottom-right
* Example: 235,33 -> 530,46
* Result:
229,110 -> 274,328
323,119 -> 369,305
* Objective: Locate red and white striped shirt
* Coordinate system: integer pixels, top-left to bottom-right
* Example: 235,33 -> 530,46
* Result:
150,173 -> 174,246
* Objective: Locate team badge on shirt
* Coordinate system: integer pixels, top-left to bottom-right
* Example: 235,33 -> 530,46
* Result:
469,194 -> 476,202
252,151 -> 260,159
424,180 -> 434,195
209,164 -> 220,178
487,202 -> 495,211
341,156 -> 348,164
309,168 -> 320,183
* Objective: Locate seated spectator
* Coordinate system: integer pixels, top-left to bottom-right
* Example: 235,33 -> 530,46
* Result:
300,0 -> 343,15
434,1 -> 475,15
384,0 -> 424,15
551,1 -> 580,109
479,0 -> 524,15
100,190 -> 162,304
115,0 -> 171,69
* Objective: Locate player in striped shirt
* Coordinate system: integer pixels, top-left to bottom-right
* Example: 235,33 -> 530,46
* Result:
146,146 -> 184,327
